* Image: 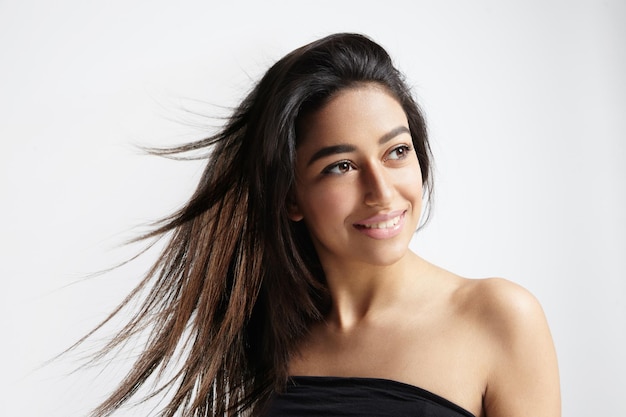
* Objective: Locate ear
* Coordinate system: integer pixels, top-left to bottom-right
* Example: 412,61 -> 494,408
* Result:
286,194 -> 304,222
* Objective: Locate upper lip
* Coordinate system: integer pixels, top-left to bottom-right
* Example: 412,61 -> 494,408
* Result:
354,209 -> 406,226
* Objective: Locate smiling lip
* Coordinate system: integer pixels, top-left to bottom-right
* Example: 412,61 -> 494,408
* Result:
353,210 -> 407,239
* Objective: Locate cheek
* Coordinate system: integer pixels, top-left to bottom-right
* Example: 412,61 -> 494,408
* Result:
409,159 -> 424,192
298,182 -> 355,223
394,166 -> 424,220
394,163 -> 423,195
406,175 -> 423,200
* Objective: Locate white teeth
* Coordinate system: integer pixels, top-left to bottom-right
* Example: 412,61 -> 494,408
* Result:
361,215 -> 401,229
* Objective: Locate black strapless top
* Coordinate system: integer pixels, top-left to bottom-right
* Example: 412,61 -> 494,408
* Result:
265,376 -> 475,417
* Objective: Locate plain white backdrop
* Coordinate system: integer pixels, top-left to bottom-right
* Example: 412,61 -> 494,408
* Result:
1,1 -> 624,416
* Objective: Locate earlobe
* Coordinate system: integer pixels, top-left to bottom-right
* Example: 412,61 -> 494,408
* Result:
286,197 -> 304,221
287,202 -> 304,222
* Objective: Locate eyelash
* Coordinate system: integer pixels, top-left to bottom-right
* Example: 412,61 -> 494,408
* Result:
322,160 -> 355,175
385,144 -> 413,161
321,144 -> 413,175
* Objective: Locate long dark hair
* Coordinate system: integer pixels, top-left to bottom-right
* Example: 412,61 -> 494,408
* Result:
82,33 -> 433,417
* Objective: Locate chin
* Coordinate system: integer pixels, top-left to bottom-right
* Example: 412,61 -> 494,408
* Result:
356,243 -> 413,267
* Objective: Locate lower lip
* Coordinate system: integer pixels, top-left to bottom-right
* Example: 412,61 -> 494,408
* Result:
354,211 -> 407,239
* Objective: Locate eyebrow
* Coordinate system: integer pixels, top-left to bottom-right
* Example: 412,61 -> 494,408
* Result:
306,125 -> 411,166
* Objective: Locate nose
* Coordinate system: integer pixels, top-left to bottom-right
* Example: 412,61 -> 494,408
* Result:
363,162 -> 394,207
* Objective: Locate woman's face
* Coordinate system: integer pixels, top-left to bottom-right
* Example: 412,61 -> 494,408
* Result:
290,84 -> 423,269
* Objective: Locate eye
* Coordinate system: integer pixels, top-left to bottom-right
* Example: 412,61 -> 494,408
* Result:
385,145 -> 413,161
322,160 -> 355,175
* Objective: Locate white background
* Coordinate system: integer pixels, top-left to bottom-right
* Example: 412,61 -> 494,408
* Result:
1,1 -> 624,416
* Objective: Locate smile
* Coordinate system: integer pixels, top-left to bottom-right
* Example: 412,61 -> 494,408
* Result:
357,214 -> 403,229
353,210 -> 407,239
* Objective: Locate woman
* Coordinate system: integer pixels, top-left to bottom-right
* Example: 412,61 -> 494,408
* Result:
83,33 -> 560,417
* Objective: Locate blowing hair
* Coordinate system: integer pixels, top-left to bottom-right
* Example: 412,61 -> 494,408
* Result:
80,33 -> 433,417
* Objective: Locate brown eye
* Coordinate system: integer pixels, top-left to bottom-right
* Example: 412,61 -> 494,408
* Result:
338,162 -> 351,172
323,160 -> 355,175
386,145 -> 412,161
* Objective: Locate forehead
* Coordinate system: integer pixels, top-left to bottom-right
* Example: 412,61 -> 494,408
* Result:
296,84 -> 408,149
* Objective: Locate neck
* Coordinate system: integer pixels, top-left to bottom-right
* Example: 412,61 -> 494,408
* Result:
320,250 -> 425,330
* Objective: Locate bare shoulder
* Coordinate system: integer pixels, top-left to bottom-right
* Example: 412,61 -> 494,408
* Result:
458,277 -> 545,328
419,261 -> 546,334
456,277 -> 561,417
